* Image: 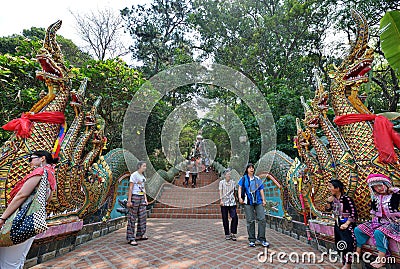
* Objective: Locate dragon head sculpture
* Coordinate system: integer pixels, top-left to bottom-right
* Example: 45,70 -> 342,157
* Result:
300,96 -> 319,130
1,20 -> 129,224
329,10 -> 374,114
70,78 -> 87,105
295,118 -> 310,152
286,158 -> 311,214
311,73 -> 329,117
30,20 -> 71,114
36,20 -> 69,82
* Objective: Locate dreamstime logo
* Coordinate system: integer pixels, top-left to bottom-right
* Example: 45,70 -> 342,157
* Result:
257,247 -> 397,265
122,63 -> 276,207
336,240 -> 347,251
257,248 -> 339,264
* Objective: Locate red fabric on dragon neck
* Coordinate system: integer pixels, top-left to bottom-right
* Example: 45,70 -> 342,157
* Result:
334,114 -> 400,164
2,111 -> 65,138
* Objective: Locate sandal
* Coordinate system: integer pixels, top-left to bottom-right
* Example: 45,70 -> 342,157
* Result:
129,240 -> 138,246
136,236 -> 148,241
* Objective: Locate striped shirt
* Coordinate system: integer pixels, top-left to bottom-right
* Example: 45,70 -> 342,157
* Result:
219,179 -> 237,206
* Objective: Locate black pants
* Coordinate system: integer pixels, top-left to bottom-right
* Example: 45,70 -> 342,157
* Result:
221,206 -> 238,235
191,174 -> 197,185
334,223 -> 356,264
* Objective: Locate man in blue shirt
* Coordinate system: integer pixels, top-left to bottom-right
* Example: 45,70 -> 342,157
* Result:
238,163 -> 269,247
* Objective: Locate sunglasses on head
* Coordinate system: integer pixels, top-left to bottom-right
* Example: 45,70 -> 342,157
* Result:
28,156 -> 40,162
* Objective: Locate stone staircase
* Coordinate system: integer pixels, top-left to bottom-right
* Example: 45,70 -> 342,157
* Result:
150,169 -> 244,219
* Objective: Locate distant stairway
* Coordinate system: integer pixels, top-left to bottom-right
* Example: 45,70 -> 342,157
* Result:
150,169 -> 244,219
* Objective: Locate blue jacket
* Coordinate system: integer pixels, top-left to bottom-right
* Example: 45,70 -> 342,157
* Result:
238,175 -> 264,205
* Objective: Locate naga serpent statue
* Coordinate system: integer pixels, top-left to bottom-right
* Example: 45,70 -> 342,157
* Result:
0,21 -> 130,224
261,10 -> 400,222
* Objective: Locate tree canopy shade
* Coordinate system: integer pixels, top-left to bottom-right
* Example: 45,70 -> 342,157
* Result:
187,0 -> 335,155
117,0 -> 400,162
71,58 -> 145,150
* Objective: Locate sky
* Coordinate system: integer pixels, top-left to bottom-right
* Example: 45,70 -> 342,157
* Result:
0,0 -> 146,63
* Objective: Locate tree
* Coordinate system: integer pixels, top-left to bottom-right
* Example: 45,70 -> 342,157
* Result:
78,0 -> 400,163
121,0 -> 194,76
0,29 -> 145,151
189,0 -> 334,157
73,58 -> 145,150
0,26 -> 96,143
380,10 -> 400,76
0,27 -> 92,67
71,8 -> 130,61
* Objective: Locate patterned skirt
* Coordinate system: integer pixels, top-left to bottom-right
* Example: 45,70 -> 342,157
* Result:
357,219 -> 400,242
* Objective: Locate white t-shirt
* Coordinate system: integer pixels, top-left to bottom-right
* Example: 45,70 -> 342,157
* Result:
130,171 -> 146,195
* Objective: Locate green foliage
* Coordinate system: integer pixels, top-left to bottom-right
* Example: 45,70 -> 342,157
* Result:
121,0 -> 194,77
3,1 -> 400,171
275,114 -> 297,156
0,27 -> 92,67
188,0 -> 331,158
73,58 -> 145,150
380,10 -> 400,76
329,2 -> 400,112
0,54 -> 44,141
0,31 -> 144,152
0,34 -> 42,57
201,119 -> 231,167
57,37 -> 92,67
179,121 -> 201,158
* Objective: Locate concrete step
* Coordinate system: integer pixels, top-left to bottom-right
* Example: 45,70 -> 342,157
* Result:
150,213 -> 245,219
150,170 -> 243,219
160,190 -> 219,195
173,171 -> 220,188
153,201 -> 219,208
154,201 -> 220,208
159,195 -> 219,199
152,207 -> 222,214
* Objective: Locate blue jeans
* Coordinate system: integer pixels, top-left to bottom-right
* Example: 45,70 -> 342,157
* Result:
243,203 -> 266,242
354,227 -> 388,253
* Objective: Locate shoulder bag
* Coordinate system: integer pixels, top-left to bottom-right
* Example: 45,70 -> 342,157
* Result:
0,170 -> 49,246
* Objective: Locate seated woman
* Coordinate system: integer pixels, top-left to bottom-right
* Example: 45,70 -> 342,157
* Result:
354,173 -> 400,268
326,179 -> 357,269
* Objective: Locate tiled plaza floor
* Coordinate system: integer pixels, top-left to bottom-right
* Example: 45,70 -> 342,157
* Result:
32,218 -> 341,269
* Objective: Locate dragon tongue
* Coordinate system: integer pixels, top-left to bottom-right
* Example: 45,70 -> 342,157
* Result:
359,66 -> 371,76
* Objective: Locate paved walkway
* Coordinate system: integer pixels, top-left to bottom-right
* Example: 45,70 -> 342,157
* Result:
33,219 -> 340,269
